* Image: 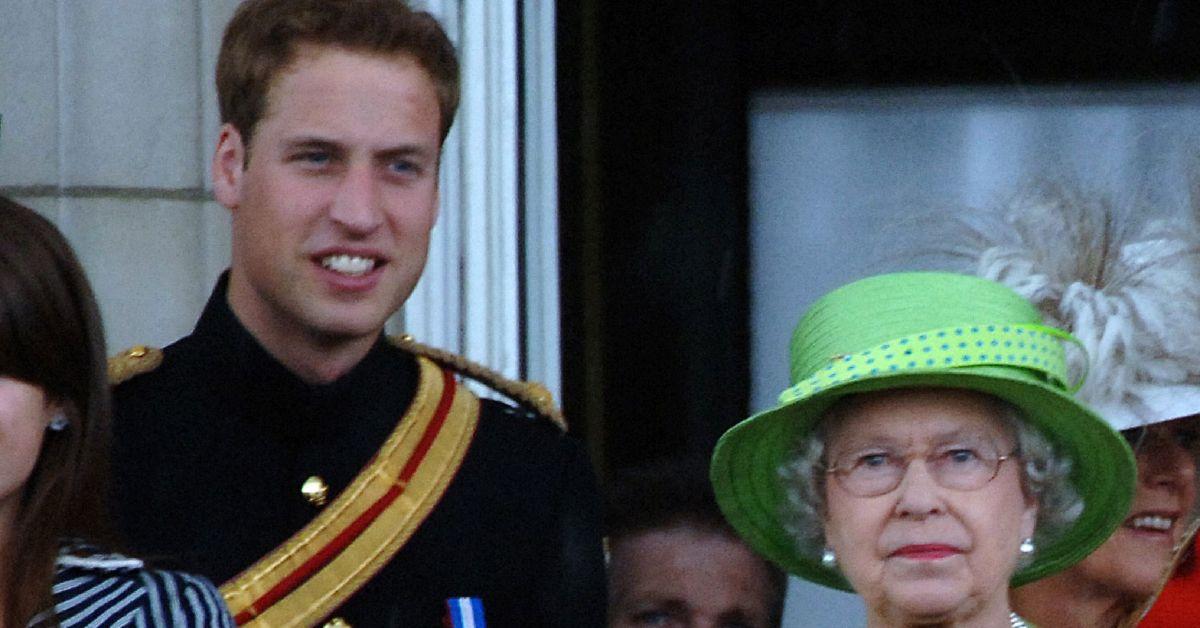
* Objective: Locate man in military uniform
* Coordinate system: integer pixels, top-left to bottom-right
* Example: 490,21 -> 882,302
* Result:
108,1 -> 606,625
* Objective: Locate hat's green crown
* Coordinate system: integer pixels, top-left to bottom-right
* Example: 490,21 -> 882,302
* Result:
788,273 -> 1045,384
779,323 -> 1078,406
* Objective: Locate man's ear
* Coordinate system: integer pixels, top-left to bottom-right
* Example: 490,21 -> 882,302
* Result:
212,123 -> 247,210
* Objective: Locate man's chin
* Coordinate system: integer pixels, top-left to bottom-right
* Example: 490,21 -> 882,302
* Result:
306,308 -> 395,344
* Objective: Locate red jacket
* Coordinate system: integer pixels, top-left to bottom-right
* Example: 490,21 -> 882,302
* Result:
1139,542 -> 1200,626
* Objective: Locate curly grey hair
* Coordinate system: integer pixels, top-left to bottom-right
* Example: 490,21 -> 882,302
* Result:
778,393 -> 1081,564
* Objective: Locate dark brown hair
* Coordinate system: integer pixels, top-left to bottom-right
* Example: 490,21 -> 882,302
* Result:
216,0 -> 460,151
606,458 -> 789,628
0,197 -> 113,626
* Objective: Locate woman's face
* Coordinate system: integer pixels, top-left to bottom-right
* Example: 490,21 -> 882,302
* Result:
1061,420 -> 1197,600
821,388 -> 1037,625
0,376 -> 52,527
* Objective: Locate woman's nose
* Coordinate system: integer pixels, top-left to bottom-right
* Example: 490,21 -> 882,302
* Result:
1140,435 -> 1196,491
893,459 -> 946,518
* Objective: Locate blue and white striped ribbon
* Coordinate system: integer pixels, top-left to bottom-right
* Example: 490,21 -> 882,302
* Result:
445,597 -> 487,628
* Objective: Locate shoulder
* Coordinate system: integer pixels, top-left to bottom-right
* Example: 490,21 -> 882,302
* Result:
393,336 -> 596,486
108,340 -> 211,452
50,545 -> 234,627
476,397 -> 575,448
108,344 -> 165,386
392,334 -> 568,432
109,338 -> 201,404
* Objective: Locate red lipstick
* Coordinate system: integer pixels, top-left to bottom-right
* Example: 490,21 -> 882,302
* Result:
890,544 -> 961,560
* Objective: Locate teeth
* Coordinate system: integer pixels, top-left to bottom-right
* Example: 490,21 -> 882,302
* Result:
321,254 -> 375,276
1131,515 -> 1174,531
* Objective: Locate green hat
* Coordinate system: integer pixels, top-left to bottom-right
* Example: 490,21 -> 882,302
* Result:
711,271 -> 1135,591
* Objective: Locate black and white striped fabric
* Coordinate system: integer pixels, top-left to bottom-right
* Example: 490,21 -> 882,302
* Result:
28,545 -> 234,627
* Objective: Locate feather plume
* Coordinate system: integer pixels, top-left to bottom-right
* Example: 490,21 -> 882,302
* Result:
901,180 -> 1200,424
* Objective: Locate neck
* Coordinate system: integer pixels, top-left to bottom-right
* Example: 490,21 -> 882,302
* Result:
868,595 -> 1014,628
256,328 -> 375,385
226,274 -> 379,384
1012,573 -> 1134,628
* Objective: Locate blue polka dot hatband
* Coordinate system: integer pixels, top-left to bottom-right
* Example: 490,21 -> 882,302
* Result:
711,272 -> 1135,592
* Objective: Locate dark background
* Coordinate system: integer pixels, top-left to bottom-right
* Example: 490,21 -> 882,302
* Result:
554,0 -> 1200,479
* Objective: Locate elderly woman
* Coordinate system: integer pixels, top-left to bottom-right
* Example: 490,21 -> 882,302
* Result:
0,198 -> 233,626
711,271 -> 1137,628
916,185 -> 1200,627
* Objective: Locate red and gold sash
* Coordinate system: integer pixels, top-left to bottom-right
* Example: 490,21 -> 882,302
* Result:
219,355 -> 480,626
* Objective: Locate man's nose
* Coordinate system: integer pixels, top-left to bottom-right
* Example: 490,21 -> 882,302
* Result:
329,164 -> 384,234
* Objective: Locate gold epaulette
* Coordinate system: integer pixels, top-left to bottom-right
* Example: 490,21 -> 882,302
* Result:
389,334 -> 567,431
107,345 -> 164,385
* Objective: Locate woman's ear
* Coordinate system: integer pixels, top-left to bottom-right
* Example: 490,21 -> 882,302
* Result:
1020,497 -> 1039,542
820,515 -> 837,548
45,402 -> 69,432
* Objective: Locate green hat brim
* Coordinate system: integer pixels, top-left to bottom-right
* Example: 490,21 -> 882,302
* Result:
711,366 -> 1136,592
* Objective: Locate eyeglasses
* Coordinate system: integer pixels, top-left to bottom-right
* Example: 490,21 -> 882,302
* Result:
824,441 -> 1017,497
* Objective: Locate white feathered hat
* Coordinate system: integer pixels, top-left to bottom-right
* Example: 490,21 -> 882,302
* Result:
914,182 -> 1200,430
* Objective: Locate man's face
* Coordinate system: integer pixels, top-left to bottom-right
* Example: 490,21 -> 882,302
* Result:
608,526 -> 778,628
213,45 -> 442,352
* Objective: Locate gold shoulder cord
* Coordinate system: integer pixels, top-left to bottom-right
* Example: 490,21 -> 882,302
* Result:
107,345 -> 164,385
388,335 -> 567,431
1117,518 -> 1200,627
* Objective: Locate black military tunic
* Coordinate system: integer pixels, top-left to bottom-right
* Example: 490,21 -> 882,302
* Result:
111,275 -> 606,627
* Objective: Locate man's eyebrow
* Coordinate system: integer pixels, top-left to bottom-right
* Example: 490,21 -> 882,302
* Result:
635,598 -> 687,615
282,137 -> 342,152
376,145 -> 435,161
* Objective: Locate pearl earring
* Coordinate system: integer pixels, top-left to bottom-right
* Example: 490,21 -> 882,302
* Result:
1019,537 -> 1035,554
821,547 -> 837,567
48,412 -> 69,432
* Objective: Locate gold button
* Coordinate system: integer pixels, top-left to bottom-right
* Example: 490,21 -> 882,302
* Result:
128,345 -> 147,358
324,618 -> 351,628
301,475 -> 328,507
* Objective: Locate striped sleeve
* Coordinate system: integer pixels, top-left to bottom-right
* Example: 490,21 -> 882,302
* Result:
50,568 -> 235,627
